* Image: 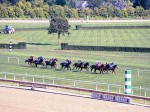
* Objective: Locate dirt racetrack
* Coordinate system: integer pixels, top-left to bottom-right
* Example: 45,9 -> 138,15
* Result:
0,87 -> 150,112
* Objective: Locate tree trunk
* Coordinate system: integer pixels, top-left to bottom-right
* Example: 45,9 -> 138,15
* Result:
58,33 -> 60,45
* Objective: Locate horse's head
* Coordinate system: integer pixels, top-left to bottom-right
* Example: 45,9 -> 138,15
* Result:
85,62 -> 89,66
69,60 -> 72,64
113,64 -> 118,69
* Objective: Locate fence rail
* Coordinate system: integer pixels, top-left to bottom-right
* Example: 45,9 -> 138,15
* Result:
0,78 -> 150,106
0,56 -> 150,97
0,72 -> 150,97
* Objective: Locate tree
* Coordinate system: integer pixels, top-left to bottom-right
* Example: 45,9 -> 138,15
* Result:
86,0 -> 105,7
133,0 -> 150,10
55,0 -> 66,6
48,16 -> 70,44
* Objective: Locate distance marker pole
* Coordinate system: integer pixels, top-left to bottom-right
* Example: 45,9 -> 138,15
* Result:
9,39 -> 12,52
125,70 -> 132,95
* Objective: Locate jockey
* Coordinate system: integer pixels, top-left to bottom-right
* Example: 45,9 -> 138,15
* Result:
30,56 -> 34,62
109,62 -> 114,69
65,59 -> 69,63
78,60 -> 81,65
95,61 -> 101,68
54,58 -> 58,63
49,58 -> 54,64
82,61 -> 86,65
28,56 -> 34,62
38,56 -> 44,63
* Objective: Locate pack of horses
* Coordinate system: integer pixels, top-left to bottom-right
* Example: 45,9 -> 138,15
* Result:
25,59 -> 118,74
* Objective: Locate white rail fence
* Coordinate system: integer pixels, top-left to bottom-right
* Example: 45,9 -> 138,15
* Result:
0,72 -> 150,98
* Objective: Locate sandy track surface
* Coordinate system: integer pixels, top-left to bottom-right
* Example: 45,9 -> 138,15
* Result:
0,87 -> 149,112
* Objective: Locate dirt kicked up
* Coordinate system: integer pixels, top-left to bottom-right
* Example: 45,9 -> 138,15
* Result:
0,87 -> 149,112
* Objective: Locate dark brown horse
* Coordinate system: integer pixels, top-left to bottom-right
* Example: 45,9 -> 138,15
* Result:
45,58 -> 58,69
60,61 -> 72,70
25,59 -> 35,66
80,62 -> 90,71
34,60 -> 45,67
103,64 -> 118,74
90,64 -> 104,74
73,62 -> 82,70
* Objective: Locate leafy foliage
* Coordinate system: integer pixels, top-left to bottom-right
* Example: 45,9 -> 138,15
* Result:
48,16 -> 69,44
0,0 -> 149,18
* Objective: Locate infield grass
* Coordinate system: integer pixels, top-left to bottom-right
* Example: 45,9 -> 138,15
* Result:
0,21 -> 150,98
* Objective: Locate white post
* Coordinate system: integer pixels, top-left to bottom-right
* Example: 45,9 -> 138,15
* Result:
13,75 -> 15,80
43,78 -> 44,84
8,57 -> 9,63
9,39 -> 12,52
73,81 -> 76,87
4,73 -> 6,79
53,79 -> 55,85
138,69 -> 140,76
144,90 -> 147,105
32,77 -> 34,82
125,70 -> 132,95
96,84 -> 98,90
17,58 -> 19,64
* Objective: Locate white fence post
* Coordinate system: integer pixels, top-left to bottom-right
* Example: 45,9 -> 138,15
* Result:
53,79 -> 55,85
144,90 -> 147,105
32,77 -> 34,82
43,77 -> 44,84
4,73 -> 6,79
138,69 -> 140,76
73,80 -> 76,87
13,75 -> 15,80
119,87 -> 121,93
96,84 -> 98,90
17,58 -> 19,64
8,57 -> 9,63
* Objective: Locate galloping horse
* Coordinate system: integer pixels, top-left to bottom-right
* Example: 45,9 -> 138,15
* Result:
60,61 -> 72,70
103,64 -> 118,74
73,62 -> 82,70
45,58 -> 58,69
90,64 -> 104,74
34,60 -> 45,67
80,62 -> 90,71
25,59 -> 34,66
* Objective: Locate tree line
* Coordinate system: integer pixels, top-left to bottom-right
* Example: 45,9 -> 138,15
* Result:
0,0 -> 149,19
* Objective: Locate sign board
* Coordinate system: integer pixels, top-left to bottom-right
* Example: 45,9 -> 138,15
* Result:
91,93 -> 131,104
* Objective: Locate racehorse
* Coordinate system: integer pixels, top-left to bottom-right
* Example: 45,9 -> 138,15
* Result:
25,59 -> 35,66
45,58 -> 58,69
90,64 -> 104,74
60,61 -> 72,70
73,62 -> 82,70
103,64 -> 118,74
80,62 -> 90,71
34,60 -> 45,67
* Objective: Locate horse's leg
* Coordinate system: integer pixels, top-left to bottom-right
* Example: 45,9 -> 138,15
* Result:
91,67 -> 93,72
112,69 -> 115,74
94,69 -> 96,73
86,67 -> 89,71
73,65 -> 75,69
